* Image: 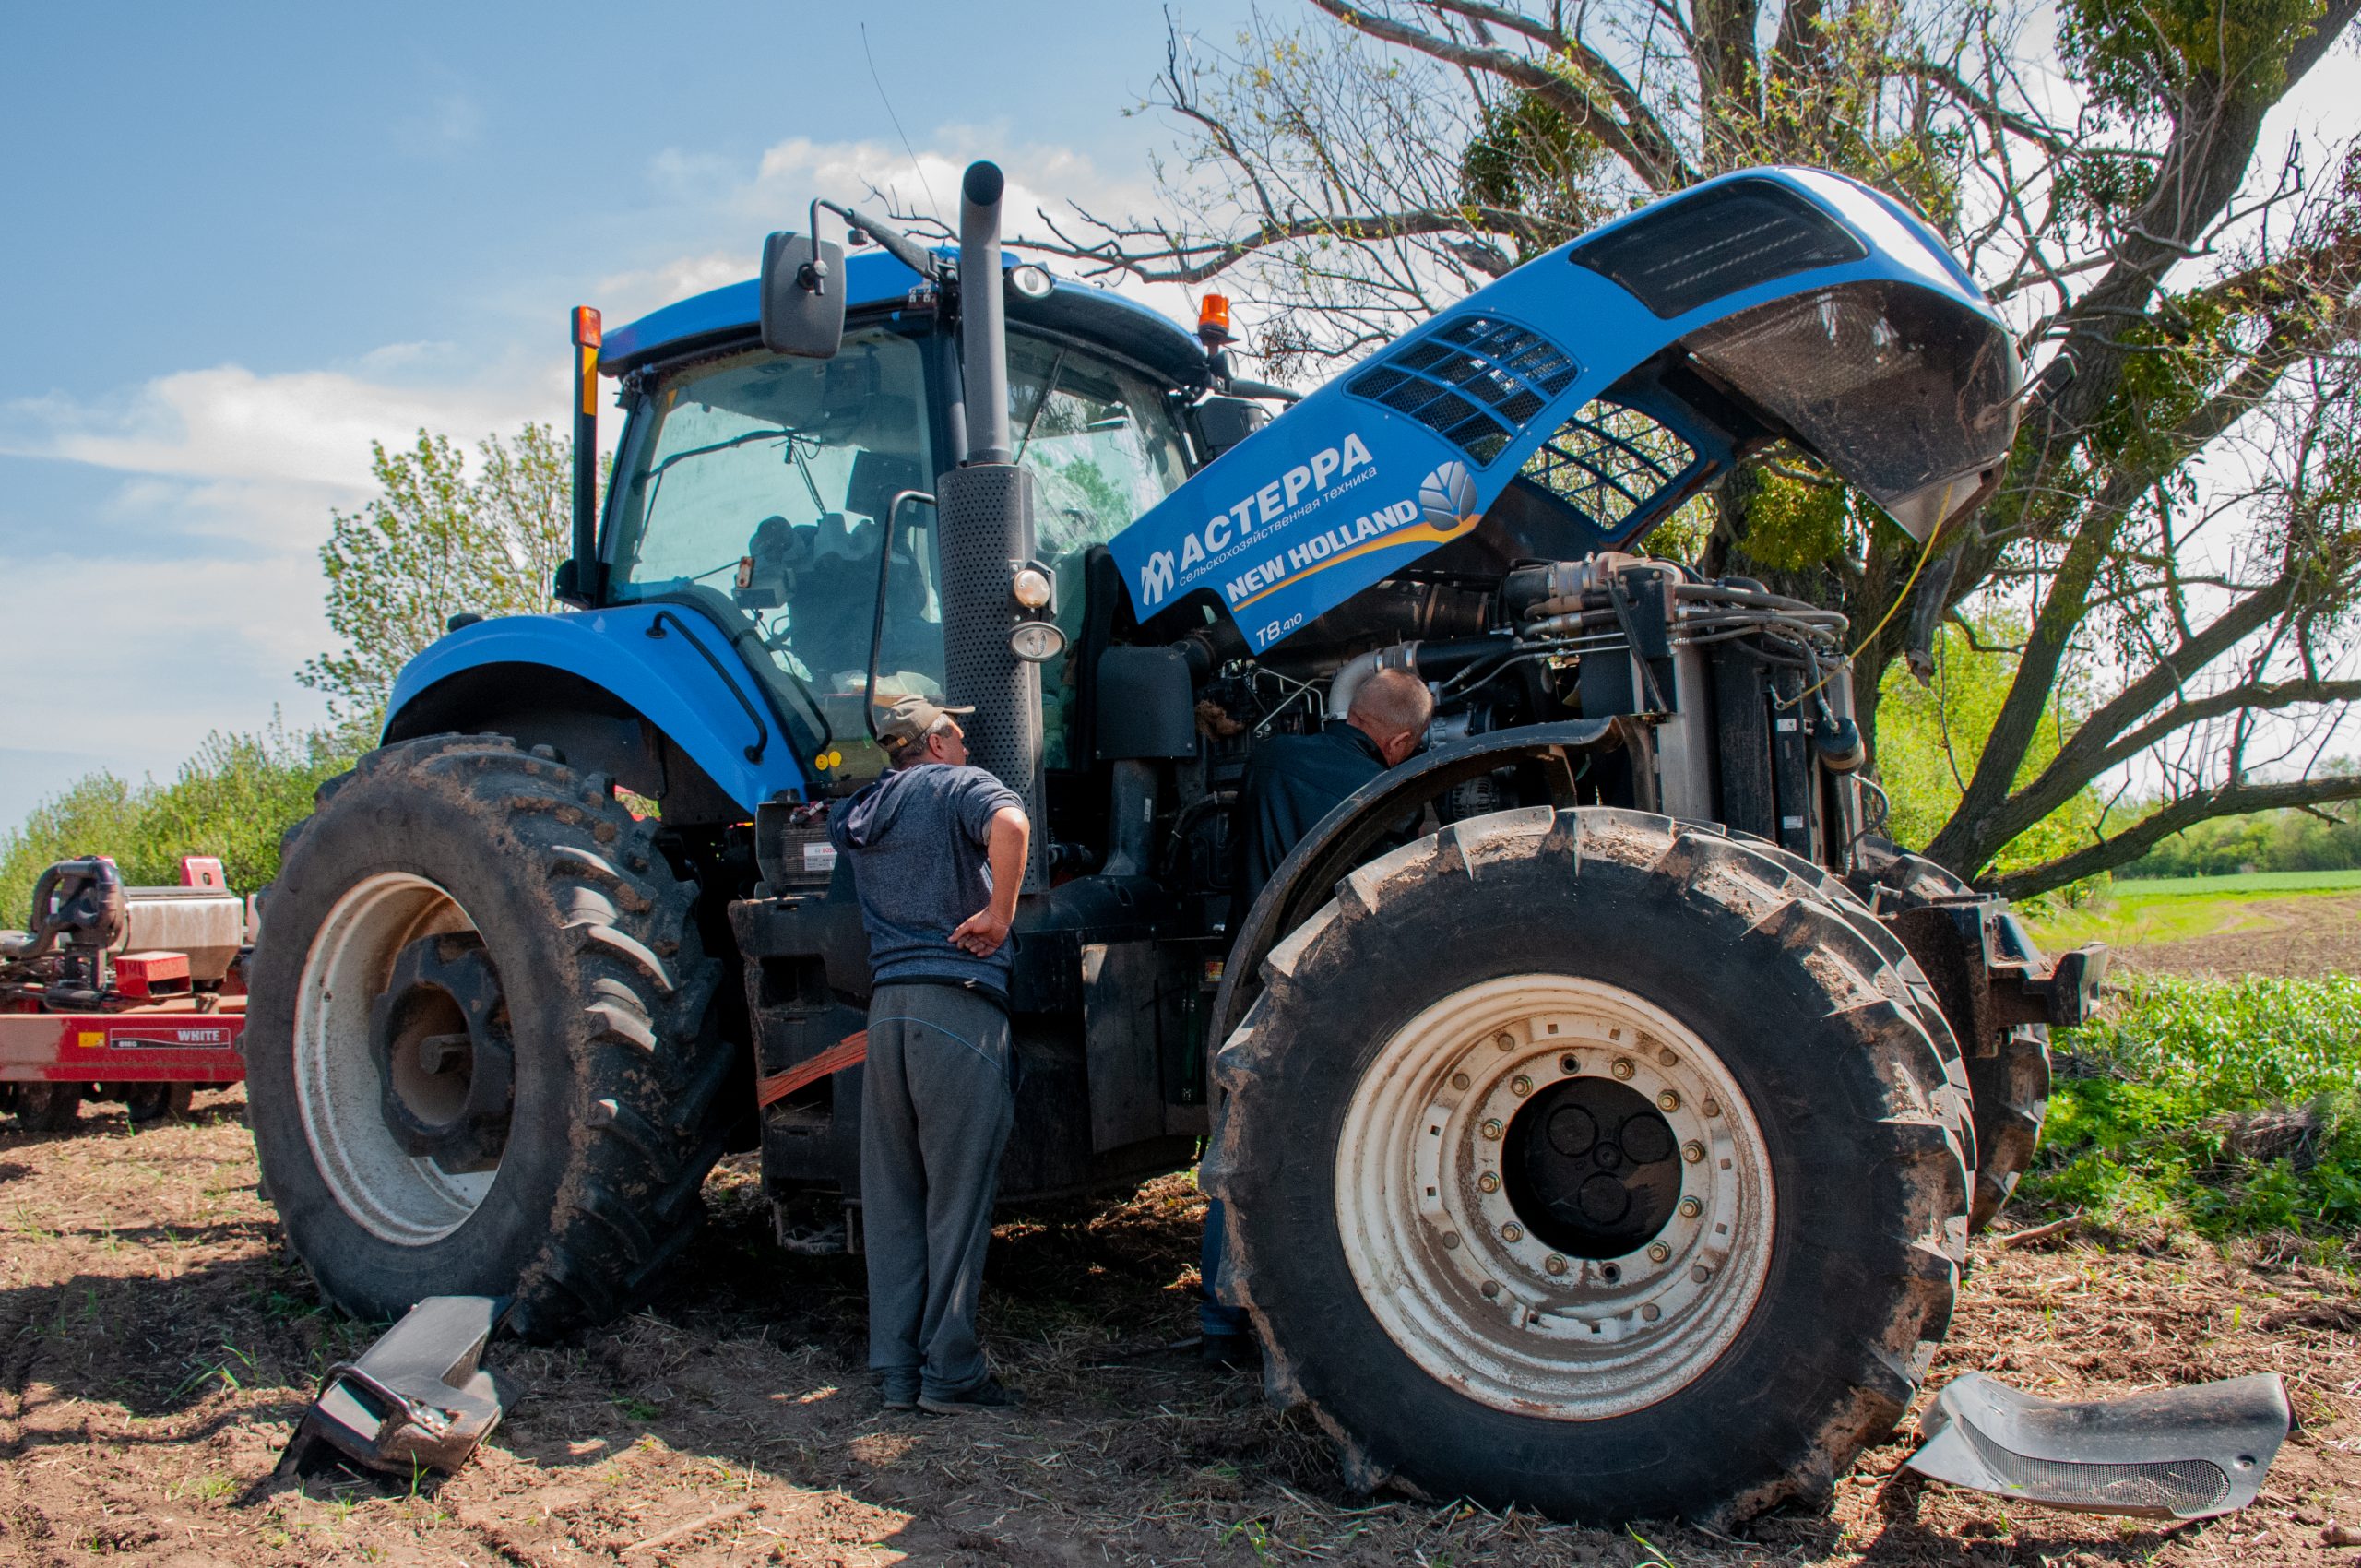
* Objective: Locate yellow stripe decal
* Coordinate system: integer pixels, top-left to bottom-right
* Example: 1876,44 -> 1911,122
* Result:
1226,515 -> 1479,613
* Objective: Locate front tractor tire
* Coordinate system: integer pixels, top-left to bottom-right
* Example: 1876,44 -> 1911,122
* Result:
1208,807 -> 1970,1525
247,735 -> 729,1338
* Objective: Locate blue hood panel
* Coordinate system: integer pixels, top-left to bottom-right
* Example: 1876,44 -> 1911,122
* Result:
1107,167 -> 2016,654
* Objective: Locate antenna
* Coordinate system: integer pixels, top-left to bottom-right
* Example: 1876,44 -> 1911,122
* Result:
861,22 -> 941,221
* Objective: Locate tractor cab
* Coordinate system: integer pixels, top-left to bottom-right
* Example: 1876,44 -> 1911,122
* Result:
592,255 -> 1206,789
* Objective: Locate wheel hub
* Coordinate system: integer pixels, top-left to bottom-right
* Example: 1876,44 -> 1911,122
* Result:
1334,973 -> 1776,1420
367,934 -> 513,1173
1506,1075 -> 1680,1256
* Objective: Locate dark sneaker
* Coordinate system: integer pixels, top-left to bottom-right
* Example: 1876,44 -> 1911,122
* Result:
874,1372 -> 919,1411
919,1377 -> 1022,1416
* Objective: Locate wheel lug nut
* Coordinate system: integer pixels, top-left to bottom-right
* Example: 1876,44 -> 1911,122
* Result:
1703,1098 -> 1721,1118
1691,1264 -> 1712,1283
1678,1196 -> 1703,1218
1642,1302 -> 1661,1322
1442,1231 -> 1463,1250
1656,1090 -> 1679,1112
1481,1279 -> 1501,1298
1494,1031 -> 1516,1051
1647,1241 -> 1671,1263
1682,1140 -> 1705,1163
1477,1171 -> 1500,1194
1511,1075 -> 1534,1098
1544,1254 -> 1568,1277
1481,1119 -> 1504,1141
1611,1057 -> 1635,1081
1451,1071 -> 1471,1090
1501,1222 -> 1524,1243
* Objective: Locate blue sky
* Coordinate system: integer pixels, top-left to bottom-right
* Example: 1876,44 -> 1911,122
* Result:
0,2 -> 1258,826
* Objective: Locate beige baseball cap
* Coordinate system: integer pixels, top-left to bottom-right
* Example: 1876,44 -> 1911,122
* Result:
874,695 -> 974,754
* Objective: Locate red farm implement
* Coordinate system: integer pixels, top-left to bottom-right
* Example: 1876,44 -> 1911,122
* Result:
0,856 -> 248,1131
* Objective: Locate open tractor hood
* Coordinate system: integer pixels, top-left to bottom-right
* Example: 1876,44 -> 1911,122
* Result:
1109,168 -> 2021,652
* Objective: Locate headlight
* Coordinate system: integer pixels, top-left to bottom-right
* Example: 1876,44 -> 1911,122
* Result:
1010,621 -> 1067,663
1008,264 -> 1053,300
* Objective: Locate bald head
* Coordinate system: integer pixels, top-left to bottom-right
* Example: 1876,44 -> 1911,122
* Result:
1347,667 -> 1435,766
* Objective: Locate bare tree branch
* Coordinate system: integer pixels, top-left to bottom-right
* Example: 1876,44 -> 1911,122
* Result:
1994,773 -> 2361,898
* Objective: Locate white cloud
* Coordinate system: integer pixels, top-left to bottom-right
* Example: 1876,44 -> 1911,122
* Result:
593,250 -> 751,324
397,91 -> 483,156
608,131 -> 1200,337
0,543 -> 333,776
1,358 -> 564,495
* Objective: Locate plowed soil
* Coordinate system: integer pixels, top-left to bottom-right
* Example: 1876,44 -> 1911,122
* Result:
0,1091 -> 2355,1567
2109,894 -> 2361,981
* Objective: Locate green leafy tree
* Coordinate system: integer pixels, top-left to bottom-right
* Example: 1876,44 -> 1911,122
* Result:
299,422 -> 581,719
0,715 -> 358,917
1028,0 -> 2361,897
1876,616 -> 2105,887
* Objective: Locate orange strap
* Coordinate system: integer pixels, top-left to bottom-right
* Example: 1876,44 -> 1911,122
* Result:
755,1030 -> 869,1109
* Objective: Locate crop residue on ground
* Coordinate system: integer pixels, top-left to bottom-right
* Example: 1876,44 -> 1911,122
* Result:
0,1089 -> 2355,1566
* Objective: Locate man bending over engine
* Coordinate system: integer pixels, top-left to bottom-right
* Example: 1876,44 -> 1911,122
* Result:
1203,665 -> 1435,1365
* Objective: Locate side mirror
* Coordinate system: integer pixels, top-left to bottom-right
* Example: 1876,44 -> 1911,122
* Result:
760,232 -> 847,359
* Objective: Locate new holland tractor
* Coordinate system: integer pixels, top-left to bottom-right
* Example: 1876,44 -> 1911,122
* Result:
247,160 -> 2104,1522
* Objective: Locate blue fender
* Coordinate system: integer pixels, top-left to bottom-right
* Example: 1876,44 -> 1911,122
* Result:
1109,167 -> 2020,653
385,604 -> 809,813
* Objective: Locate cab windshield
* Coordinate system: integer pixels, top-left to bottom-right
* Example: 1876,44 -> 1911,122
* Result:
601,321 -> 1193,779
1007,331 -> 1192,766
603,329 -> 943,766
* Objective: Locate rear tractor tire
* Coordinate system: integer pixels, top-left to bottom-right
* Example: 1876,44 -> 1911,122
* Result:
246,734 -> 729,1338
1208,806 -> 1970,1524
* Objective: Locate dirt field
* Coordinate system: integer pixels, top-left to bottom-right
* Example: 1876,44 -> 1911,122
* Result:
2105,894 -> 2361,981
0,1090 -> 2355,1568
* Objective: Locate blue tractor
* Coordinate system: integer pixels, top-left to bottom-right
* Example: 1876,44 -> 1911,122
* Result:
247,161 -> 2103,1521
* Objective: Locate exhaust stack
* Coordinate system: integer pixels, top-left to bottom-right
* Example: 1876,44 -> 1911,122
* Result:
960,162 -> 1012,464
933,160 -> 1048,890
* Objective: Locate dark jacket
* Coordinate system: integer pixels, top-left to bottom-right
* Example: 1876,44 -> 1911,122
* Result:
830,762 -> 1025,1001
1234,721 -> 1388,914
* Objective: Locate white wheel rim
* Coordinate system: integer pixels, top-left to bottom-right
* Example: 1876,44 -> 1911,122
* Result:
1335,973 -> 1775,1420
292,873 -> 499,1243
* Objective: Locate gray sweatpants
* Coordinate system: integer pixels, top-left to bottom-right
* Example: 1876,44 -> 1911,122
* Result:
860,982 -> 1015,1401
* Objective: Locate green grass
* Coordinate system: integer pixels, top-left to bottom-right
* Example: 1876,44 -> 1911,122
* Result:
2026,974 -> 2361,1243
2113,868 -> 2361,897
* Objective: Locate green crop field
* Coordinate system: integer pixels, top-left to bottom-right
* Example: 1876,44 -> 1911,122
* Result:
2030,974 -> 2361,1246
2111,867 -> 2361,897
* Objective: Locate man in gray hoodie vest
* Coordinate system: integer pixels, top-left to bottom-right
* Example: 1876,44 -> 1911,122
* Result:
829,695 -> 1031,1415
